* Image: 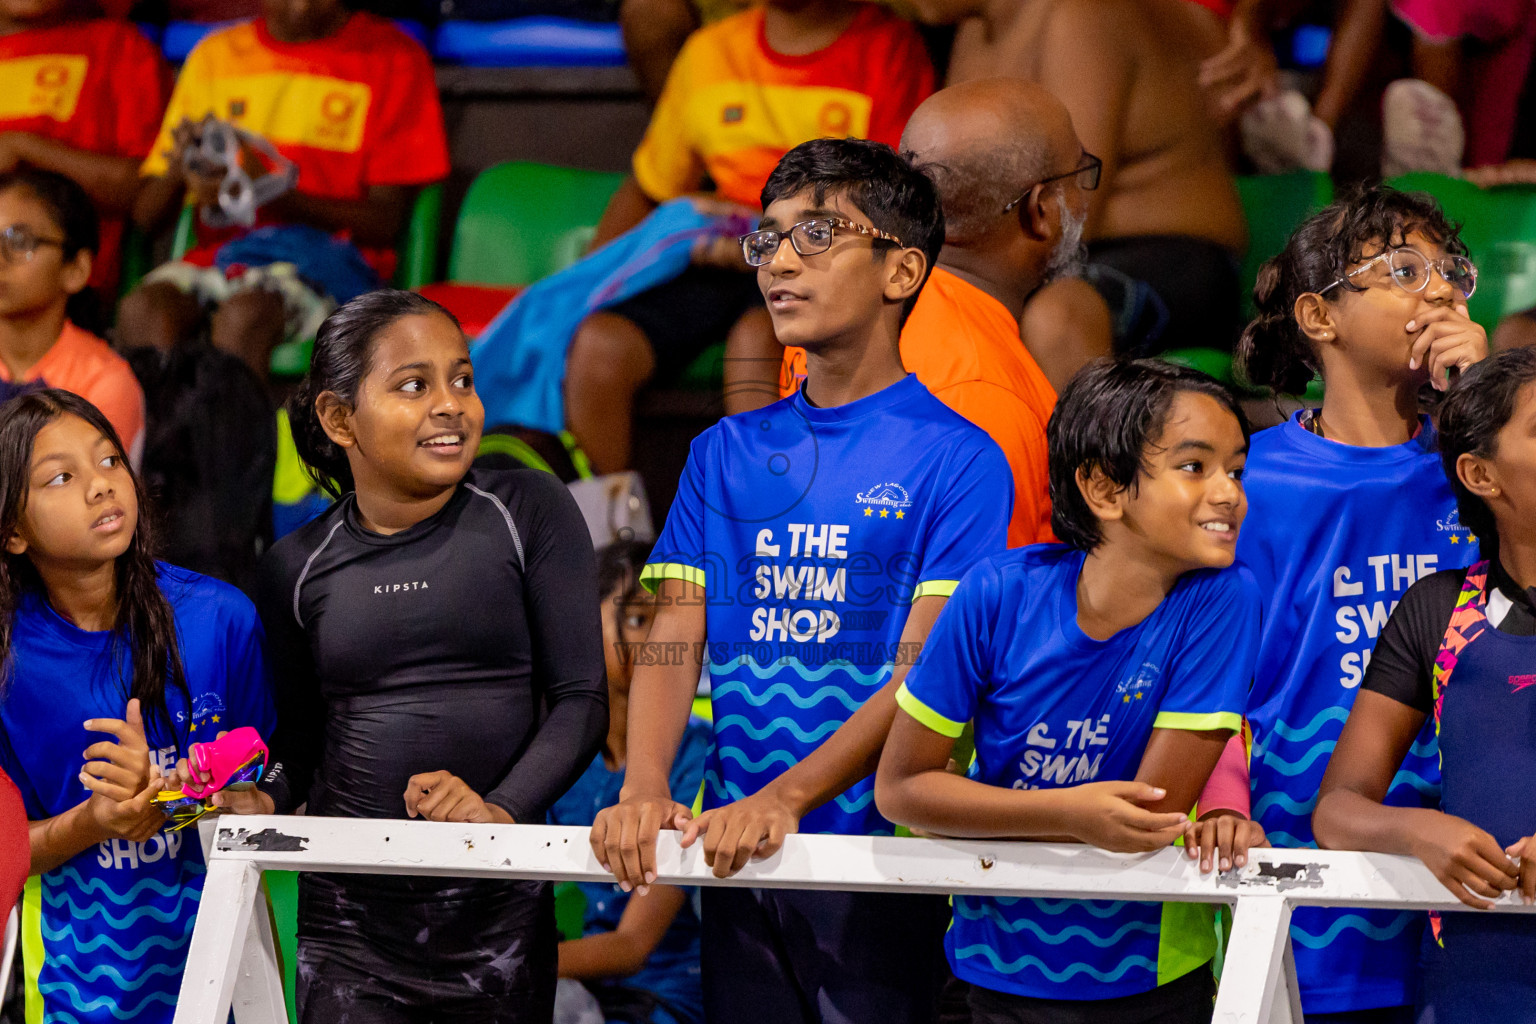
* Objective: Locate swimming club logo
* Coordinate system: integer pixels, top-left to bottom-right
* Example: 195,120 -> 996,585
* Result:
855,482 -> 912,520
180,692 -> 227,732
1435,508 -> 1476,544
1115,662 -> 1160,704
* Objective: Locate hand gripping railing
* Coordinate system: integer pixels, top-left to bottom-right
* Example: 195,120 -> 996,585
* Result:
173,817 -> 1536,1024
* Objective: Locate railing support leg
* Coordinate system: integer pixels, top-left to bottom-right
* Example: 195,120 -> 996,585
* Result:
173,859 -> 267,1024
1213,896 -> 1302,1024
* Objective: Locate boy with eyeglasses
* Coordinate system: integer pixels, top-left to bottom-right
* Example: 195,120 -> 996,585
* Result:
590,138 -> 1011,1024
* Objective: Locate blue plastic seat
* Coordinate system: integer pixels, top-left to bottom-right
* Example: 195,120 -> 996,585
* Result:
162,17 -> 430,60
433,16 -> 625,66
162,19 -> 234,61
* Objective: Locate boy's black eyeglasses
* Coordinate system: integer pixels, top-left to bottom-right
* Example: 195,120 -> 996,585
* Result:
739,217 -> 904,268
1002,153 -> 1103,213
1317,247 -> 1478,300
0,225 -> 65,265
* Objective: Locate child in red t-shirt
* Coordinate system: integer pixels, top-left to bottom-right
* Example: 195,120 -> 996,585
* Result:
119,0 -> 449,378
0,0 -> 168,291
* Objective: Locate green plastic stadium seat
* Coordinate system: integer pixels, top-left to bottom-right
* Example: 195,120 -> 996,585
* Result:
1236,171 -> 1334,320
1160,347 -> 1235,385
265,870 -> 300,1023
447,161 -> 626,287
395,182 -> 444,291
1387,173 -> 1536,333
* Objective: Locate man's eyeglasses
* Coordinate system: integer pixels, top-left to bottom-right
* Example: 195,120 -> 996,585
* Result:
1002,153 -> 1103,214
0,225 -> 65,265
740,217 -> 904,268
1318,247 -> 1477,300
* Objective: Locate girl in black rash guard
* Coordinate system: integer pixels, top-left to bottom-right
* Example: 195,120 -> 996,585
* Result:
220,290 -> 607,1024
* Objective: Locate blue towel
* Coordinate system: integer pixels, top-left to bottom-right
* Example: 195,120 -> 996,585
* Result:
215,224 -> 381,304
472,199 -> 749,434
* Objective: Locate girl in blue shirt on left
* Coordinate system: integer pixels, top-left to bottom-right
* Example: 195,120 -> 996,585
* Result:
0,388 -> 275,1024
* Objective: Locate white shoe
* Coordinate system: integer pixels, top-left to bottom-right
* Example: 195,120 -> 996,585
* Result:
1241,90 -> 1335,173
1382,78 -> 1464,178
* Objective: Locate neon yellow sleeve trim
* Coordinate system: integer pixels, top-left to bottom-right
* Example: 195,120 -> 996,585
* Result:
912,580 -> 959,601
895,682 -> 966,738
23,875 -> 43,1024
1152,710 -> 1243,733
638,562 -> 706,594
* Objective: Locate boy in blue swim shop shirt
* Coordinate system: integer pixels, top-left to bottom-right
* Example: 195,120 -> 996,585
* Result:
590,139 -> 1011,1024
879,360 -> 1262,1024
0,566 -> 276,1024
1237,415 -> 1477,1017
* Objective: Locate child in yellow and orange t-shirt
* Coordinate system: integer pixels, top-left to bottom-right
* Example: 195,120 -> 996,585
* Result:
0,0 -> 168,292
120,0 -> 449,375
567,0 -> 934,474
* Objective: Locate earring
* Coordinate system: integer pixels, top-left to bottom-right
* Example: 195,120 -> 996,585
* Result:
1491,487 -> 1500,496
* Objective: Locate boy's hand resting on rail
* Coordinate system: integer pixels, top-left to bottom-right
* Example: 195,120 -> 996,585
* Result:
1062,782 -> 1189,853
678,787 -> 800,880
591,794 -> 695,895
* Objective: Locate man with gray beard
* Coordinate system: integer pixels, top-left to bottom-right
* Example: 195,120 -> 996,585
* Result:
899,77 -> 1111,397
892,78 -> 1109,545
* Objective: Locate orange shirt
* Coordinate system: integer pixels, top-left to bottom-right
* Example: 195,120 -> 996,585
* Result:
632,3 -> 935,208
142,14 -> 450,276
0,21 -> 169,288
781,268 -> 1055,546
0,321 -> 145,464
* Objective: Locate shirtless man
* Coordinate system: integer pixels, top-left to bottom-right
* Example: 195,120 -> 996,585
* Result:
909,0 -> 1249,355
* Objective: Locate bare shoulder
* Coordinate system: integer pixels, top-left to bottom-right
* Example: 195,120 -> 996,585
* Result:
1027,0 -> 1140,72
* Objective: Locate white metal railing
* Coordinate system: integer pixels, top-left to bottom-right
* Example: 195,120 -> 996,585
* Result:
174,817 -> 1536,1024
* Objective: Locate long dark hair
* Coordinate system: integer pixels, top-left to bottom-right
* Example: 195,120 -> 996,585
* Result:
1436,347 -> 1536,552
0,389 -> 189,746
1238,185 -> 1467,396
0,168 -> 107,336
288,289 -> 462,498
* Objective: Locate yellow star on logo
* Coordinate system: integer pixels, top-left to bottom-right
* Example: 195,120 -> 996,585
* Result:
212,714 -> 221,722
1122,695 -> 1131,703
1449,534 -> 1460,543
864,508 -> 873,517
879,509 -> 889,518
1135,692 -> 1144,699
895,510 -> 905,519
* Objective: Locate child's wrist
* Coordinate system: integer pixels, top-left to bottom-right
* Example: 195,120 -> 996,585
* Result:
64,800 -> 113,850
619,772 -> 671,803
1021,788 -> 1074,839
759,776 -> 810,819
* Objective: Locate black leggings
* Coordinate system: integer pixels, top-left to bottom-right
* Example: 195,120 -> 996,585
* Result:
296,874 -> 557,1024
